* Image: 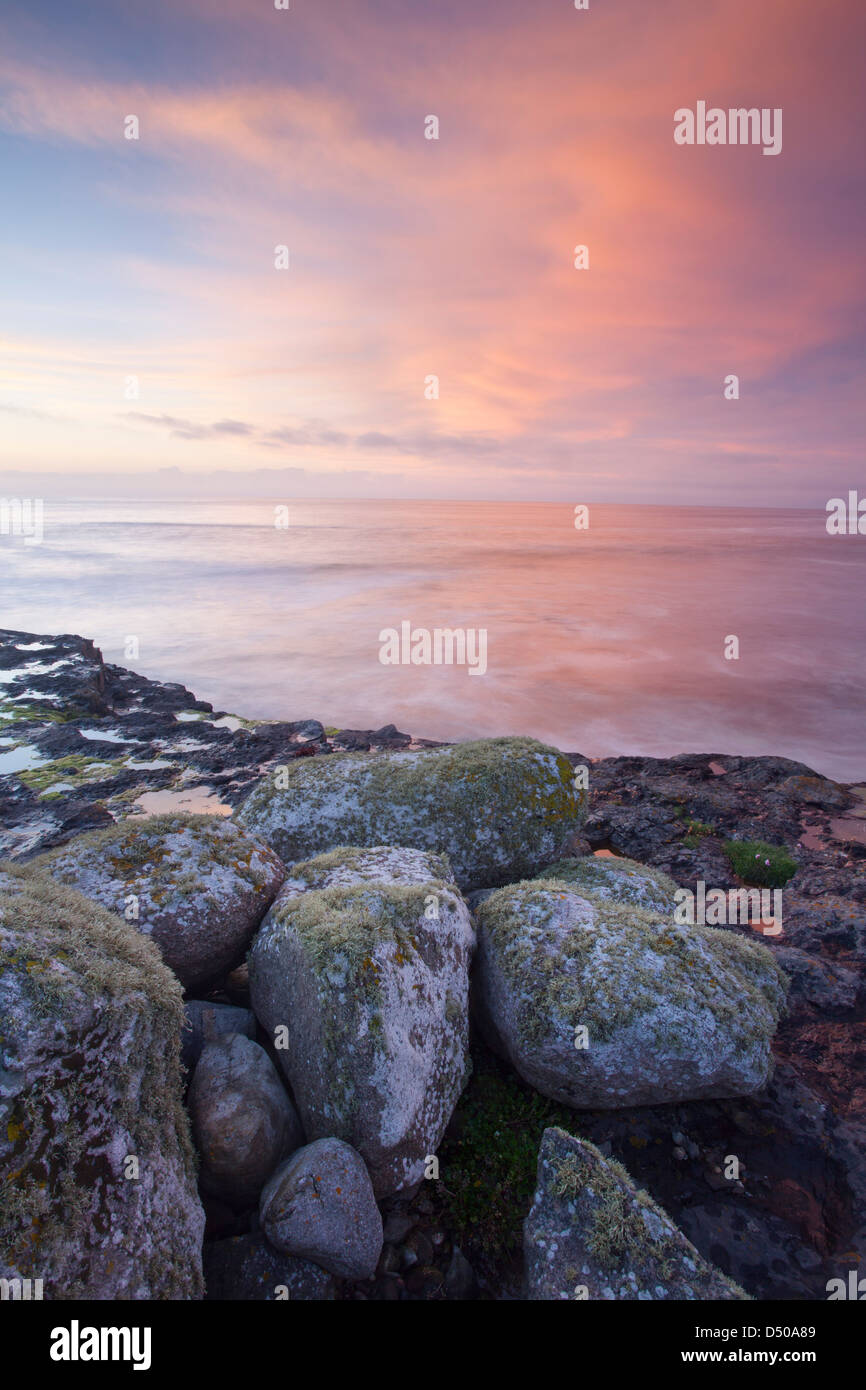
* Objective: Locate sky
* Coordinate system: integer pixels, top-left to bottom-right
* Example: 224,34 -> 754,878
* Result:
0,0 -> 864,503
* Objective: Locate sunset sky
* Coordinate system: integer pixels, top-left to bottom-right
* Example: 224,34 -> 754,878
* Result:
1,0 -> 864,503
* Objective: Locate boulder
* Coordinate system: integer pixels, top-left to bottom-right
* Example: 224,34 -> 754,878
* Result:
30,813 -> 285,991
188,1033 -> 304,1207
181,1000 -> 257,1074
524,1127 -> 749,1299
0,862 -> 204,1298
236,736 -> 584,891
203,1233 -> 336,1300
474,880 -> 787,1108
534,855 -> 679,914
249,846 -> 475,1196
259,1138 -> 383,1281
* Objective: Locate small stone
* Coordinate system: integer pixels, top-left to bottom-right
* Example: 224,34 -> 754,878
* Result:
259,1138 -> 383,1281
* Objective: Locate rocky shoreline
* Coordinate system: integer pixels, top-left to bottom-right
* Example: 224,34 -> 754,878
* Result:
1,627 -> 864,1301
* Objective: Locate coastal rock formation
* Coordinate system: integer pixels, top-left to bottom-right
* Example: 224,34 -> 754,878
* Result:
524,1128 -> 749,1300
249,846 -> 475,1196
534,854 -> 679,913
474,880 -> 787,1108
188,1034 -> 303,1207
259,1138 -> 383,1280
236,737 -> 585,892
0,863 -> 204,1299
30,813 -> 285,991
3,633 -> 865,1302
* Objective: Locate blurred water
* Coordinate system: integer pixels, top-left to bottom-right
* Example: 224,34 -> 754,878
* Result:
1,499 -> 863,780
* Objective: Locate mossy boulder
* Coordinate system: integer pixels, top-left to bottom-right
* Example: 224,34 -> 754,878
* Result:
236,737 -> 584,891
249,846 -> 475,1197
188,1034 -> 303,1208
0,862 -> 204,1299
474,881 -> 787,1108
524,1128 -> 749,1300
30,814 -> 285,992
535,855 -> 679,914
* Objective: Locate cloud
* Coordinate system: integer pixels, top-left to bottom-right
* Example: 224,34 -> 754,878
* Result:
0,0 -> 863,500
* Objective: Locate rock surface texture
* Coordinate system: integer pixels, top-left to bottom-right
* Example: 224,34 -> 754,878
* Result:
524,1128 -> 749,1300
188,1033 -> 303,1207
259,1138 -> 383,1280
250,846 -> 475,1196
0,863 -> 204,1298
237,737 -> 585,891
474,880 -> 787,1108
31,814 -> 285,991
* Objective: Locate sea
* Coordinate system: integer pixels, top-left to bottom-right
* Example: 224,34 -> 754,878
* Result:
2,499 -> 864,782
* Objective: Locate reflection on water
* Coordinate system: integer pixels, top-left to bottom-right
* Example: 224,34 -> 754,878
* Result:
126,786 -> 233,817
3,500 -> 864,781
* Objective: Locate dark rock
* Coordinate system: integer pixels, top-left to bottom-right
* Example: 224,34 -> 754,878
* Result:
189,1034 -> 304,1207
203,1233 -> 335,1300
182,1000 -> 256,1073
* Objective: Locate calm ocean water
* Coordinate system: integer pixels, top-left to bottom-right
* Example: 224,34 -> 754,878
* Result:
2,499 -> 864,781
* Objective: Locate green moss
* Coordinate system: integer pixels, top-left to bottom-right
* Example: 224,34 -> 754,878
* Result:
549,1136 -> 679,1276
437,1049 -> 581,1264
536,855 -> 679,908
32,813 -> 276,894
682,818 -> 716,847
0,861 -> 198,1296
0,700 -> 79,726
19,754 -> 127,796
266,878 -> 459,1003
239,736 -> 585,888
477,880 -> 787,1053
723,839 -> 798,887
547,1129 -> 750,1296
289,844 -> 453,884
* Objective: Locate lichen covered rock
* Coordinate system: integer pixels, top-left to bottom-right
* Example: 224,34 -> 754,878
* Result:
260,1138 -> 382,1280
249,846 -> 475,1196
535,854 -> 679,914
475,880 -> 787,1108
188,1033 -> 303,1207
0,862 -> 204,1299
30,814 -> 285,991
236,737 -> 584,891
524,1128 -> 749,1300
